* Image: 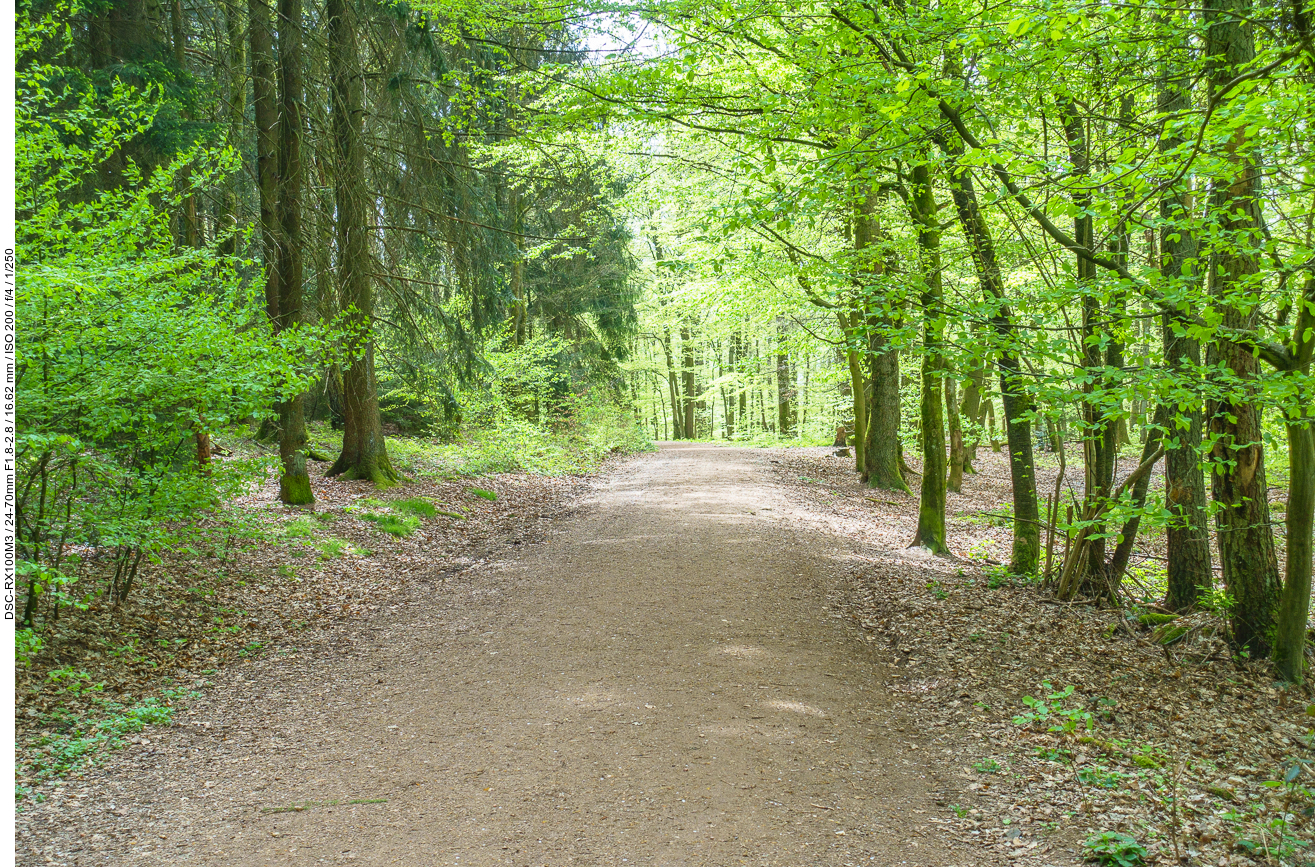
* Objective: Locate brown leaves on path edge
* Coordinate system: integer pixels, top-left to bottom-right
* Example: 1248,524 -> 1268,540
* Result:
765,446 -> 1315,867
14,449 -> 597,797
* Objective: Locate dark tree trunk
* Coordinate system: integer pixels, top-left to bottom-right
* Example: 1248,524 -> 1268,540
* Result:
1204,0 -> 1281,655
326,0 -> 397,484
1158,32 -> 1214,611
1060,98 -> 1118,598
946,156 -> 1040,575
1275,419 -> 1314,681
249,0 -> 279,323
958,363 -> 986,473
681,325 -> 696,439
946,375 -> 964,493
854,193 -> 906,491
274,0 -> 312,504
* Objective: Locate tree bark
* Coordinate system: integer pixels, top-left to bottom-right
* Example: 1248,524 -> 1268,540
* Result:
273,0 -> 312,504
326,0 -> 397,484
681,324 -> 697,439
839,311 -> 868,473
946,375 -> 964,493
1203,0 -> 1281,655
1059,97 -> 1118,598
959,362 -> 987,472
775,318 -> 795,438
1274,420 -> 1314,682
854,192 -> 907,491
946,156 -> 1039,575
1157,28 -> 1214,611
909,162 -> 949,554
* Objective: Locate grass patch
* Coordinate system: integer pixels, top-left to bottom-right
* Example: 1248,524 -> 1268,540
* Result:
282,517 -> 318,539
358,512 -> 420,537
390,497 -> 437,518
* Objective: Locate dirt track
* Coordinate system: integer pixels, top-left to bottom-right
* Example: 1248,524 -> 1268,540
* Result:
19,444 -> 1001,866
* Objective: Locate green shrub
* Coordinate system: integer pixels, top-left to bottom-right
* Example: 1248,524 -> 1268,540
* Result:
1082,831 -> 1146,866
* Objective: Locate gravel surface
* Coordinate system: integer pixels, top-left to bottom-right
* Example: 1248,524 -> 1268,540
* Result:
17,444 -> 1020,867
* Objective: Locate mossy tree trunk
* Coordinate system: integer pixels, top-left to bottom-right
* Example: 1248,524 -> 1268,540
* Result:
946,153 -> 1039,575
274,0 -> 312,504
946,374 -> 964,493
1157,29 -> 1214,611
909,162 -> 949,554
1203,0 -> 1281,655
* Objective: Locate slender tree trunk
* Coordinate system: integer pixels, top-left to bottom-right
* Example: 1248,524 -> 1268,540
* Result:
775,318 -> 795,438
947,156 -> 1040,575
946,375 -> 964,493
1275,419 -> 1314,681
840,311 -> 867,474
1060,98 -> 1117,598
959,363 -> 986,472
273,0 -> 312,503
910,163 -> 949,553
326,0 -> 397,484
1203,0 -> 1281,654
660,330 -> 681,439
249,0 -> 280,441
681,325 -> 696,439
218,0 -> 246,257
1158,32 -> 1214,611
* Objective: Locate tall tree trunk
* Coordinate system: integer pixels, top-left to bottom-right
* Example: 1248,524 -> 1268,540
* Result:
725,334 -> 738,438
947,157 -> 1040,575
1158,29 -> 1214,611
681,325 -> 696,439
273,0 -> 312,503
855,193 -> 907,491
660,329 -> 681,439
1060,98 -> 1118,599
959,362 -> 986,473
946,375 -> 964,493
326,0 -> 397,484
775,318 -> 795,438
839,311 -> 867,473
1204,0 -> 1281,654
219,0 -> 246,256
910,163 -> 949,553
249,0 -> 280,438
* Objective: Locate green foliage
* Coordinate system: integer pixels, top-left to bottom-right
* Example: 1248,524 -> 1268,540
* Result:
13,6 -> 345,624
1077,765 -> 1130,789
973,758 -> 1002,774
1082,831 -> 1147,867
468,488 -> 498,502
19,695 -> 176,793
1013,683 -> 1094,734
15,629 -> 44,667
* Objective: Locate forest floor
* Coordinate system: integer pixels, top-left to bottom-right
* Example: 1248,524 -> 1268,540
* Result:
14,443 -> 1315,867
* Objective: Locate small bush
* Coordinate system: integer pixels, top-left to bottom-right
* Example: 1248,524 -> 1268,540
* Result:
1082,831 -> 1146,866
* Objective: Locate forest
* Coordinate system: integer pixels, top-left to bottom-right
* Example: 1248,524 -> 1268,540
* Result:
10,0 -> 1315,860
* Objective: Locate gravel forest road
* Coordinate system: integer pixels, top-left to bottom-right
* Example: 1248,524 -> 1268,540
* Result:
20,444 -> 998,867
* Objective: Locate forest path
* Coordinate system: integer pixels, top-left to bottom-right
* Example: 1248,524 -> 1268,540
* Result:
33,445 -> 994,867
